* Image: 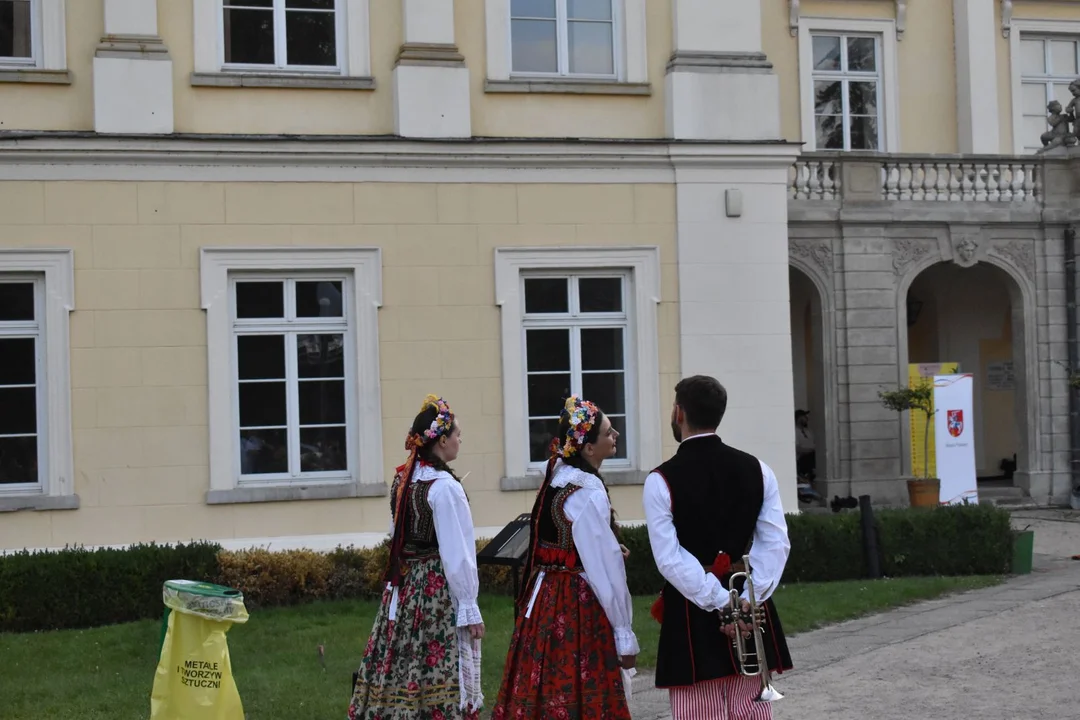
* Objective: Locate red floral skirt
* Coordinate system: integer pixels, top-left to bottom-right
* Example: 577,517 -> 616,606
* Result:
491,570 -> 630,720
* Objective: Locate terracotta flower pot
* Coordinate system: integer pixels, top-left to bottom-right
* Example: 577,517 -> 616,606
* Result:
906,478 -> 941,508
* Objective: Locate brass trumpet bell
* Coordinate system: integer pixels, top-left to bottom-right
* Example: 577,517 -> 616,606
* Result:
721,554 -> 784,703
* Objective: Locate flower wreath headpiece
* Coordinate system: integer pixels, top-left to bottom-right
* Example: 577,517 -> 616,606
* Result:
552,395 -> 600,458
405,394 -> 455,451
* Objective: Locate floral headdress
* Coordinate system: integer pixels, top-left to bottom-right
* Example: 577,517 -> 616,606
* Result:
551,395 -> 600,458
405,394 -> 454,451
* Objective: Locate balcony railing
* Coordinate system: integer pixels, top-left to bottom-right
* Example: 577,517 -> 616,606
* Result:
788,152 -> 1069,205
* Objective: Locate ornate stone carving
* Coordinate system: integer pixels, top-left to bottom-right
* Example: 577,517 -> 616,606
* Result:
791,240 -> 833,276
992,240 -> 1036,283
891,239 -> 934,276
791,0 -> 904,38
954,237 -> 979,267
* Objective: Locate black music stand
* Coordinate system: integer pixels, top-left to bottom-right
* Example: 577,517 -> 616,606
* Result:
476,513 -> 531,618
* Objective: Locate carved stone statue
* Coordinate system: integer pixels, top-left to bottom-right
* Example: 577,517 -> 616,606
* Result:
1037,97 -> 1078,154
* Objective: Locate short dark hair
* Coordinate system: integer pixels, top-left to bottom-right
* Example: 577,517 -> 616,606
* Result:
674,375 -> 728,430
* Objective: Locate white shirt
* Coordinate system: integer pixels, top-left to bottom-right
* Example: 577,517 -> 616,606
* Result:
546,461 -> 640,657
390,464 -> 483,627
642,434 -> 790,610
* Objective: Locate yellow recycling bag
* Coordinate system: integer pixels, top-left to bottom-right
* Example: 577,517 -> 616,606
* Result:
150,580 -> 249,720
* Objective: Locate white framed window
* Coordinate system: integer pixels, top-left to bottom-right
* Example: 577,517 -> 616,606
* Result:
1012,29 -> 1080,154
522,272 -> 632,466
0,0 -> 66,71
0,249 -> 75,510
485,0 -> 647,84
200,248 -> 383,504
193,0 -> 371,78
797,17 -> 900,152
495,247 -> 661,487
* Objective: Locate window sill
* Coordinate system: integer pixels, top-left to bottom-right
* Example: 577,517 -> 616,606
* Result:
500,469 -> 647,492
206,481 -> 386,505
0,68 -> 73,85
190,71 -> 376,91
0,494 -> 80,512
485,78 -> 651,96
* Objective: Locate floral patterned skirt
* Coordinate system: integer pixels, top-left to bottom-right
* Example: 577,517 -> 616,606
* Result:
348,555 -> 480,720
491,570 -> 631,720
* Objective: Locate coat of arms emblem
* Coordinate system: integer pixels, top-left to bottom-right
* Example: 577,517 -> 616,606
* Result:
947,409 -> 964,438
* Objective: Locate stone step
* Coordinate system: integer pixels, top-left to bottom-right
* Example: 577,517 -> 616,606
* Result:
977,484 -> 1039,508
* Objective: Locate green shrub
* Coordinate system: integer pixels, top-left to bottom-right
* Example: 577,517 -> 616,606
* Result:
0,541 -> 221,633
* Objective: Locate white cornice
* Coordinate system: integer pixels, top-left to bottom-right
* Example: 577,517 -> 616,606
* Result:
0,135 -> 801,183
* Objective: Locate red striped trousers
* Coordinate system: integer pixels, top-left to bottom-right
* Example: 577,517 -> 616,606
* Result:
669,674 -> 773,720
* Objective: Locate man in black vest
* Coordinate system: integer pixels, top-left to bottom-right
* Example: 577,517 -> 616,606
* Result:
643,375 -> 793,720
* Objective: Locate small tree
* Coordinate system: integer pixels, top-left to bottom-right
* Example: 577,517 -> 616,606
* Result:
879,381 -> 936,480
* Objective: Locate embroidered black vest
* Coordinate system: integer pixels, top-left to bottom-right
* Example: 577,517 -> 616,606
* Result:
653,435 -> 792,687
401,480 -> 439,557
531,483 -> 583,573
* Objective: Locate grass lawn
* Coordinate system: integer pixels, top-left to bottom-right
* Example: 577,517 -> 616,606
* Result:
0,575 -> 1001,719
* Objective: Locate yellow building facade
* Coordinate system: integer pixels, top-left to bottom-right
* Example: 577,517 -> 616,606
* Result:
1,0 -> 1078,551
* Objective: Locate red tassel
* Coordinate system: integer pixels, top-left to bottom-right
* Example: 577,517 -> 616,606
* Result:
650,593 -> 664,624
651,553 -> 732,626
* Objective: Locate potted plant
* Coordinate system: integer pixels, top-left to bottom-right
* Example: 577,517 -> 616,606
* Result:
878,380 -> 940,508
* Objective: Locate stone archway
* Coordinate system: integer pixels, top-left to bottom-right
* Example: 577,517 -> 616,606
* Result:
894,234 -> 1040,497
789,240 -> 839,496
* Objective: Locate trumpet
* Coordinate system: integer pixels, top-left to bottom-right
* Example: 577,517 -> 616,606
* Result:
721,554 -> 784,703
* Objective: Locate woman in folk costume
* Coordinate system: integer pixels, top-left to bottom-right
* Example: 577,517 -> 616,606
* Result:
348,395 -> 485,720
491,396 -> 639,720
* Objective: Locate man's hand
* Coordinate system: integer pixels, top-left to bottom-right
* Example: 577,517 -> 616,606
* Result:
468,623 -> 485,640
620,654 -> 637,670
719,599 -> 753,641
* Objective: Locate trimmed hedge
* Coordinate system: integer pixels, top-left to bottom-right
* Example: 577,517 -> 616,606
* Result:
0,542 -> 221,633
0,504 -> 1014,633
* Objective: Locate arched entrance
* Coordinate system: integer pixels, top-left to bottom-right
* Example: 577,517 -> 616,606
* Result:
903,261 -> 1030,489
789,266 -> 830,502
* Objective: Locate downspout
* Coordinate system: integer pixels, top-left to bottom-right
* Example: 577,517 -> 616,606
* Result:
1064,225 -> 1080,509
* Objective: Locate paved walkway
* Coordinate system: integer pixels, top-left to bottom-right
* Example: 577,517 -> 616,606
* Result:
629,510 -> 1080,719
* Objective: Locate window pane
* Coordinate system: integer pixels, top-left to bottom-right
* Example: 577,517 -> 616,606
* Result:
298,380 -> 346,425
1021,82 -> 1047,113
581,328 -> 624,370
224,8 -> 275,65
286,9 -> 336,66
815,115 -> 844,149
236,281 -> 284,318
237,335 -> 286,380
848,81 -> 878,116
524,277 -> 568,314
300,426 -> 347,472
0,282 -> 34,321
567,0 -> 611,21
0,436 -> 36,484
579,277 -> 622,313
296,281 -> 343,318
287,0 -> 333,8
850,116 -> 879,151
528,418 -> 559,463
240,429 -> 287,475
527,373 -> 571,418
0,338 -> 35,385
1053,83 -> 1073,107
846,37 -> 876,72
0,387 -> 35,434
225,0 -> 273,6
0,0 -> 32,59
1020,39 -> 1045,75
812,35 -> 841,71
511,0 -> 555,17
568,21 -> 614,75
814,81 -> 842,115
582,371 -> 625,414
1049,40 -> 1077,76
526,329 -> 570,372
297,334 -> 344,378
511,19 -> 558,73
239,381 -> 287,427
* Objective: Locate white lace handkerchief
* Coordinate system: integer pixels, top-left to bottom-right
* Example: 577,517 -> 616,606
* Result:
457,629 -> 484,712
